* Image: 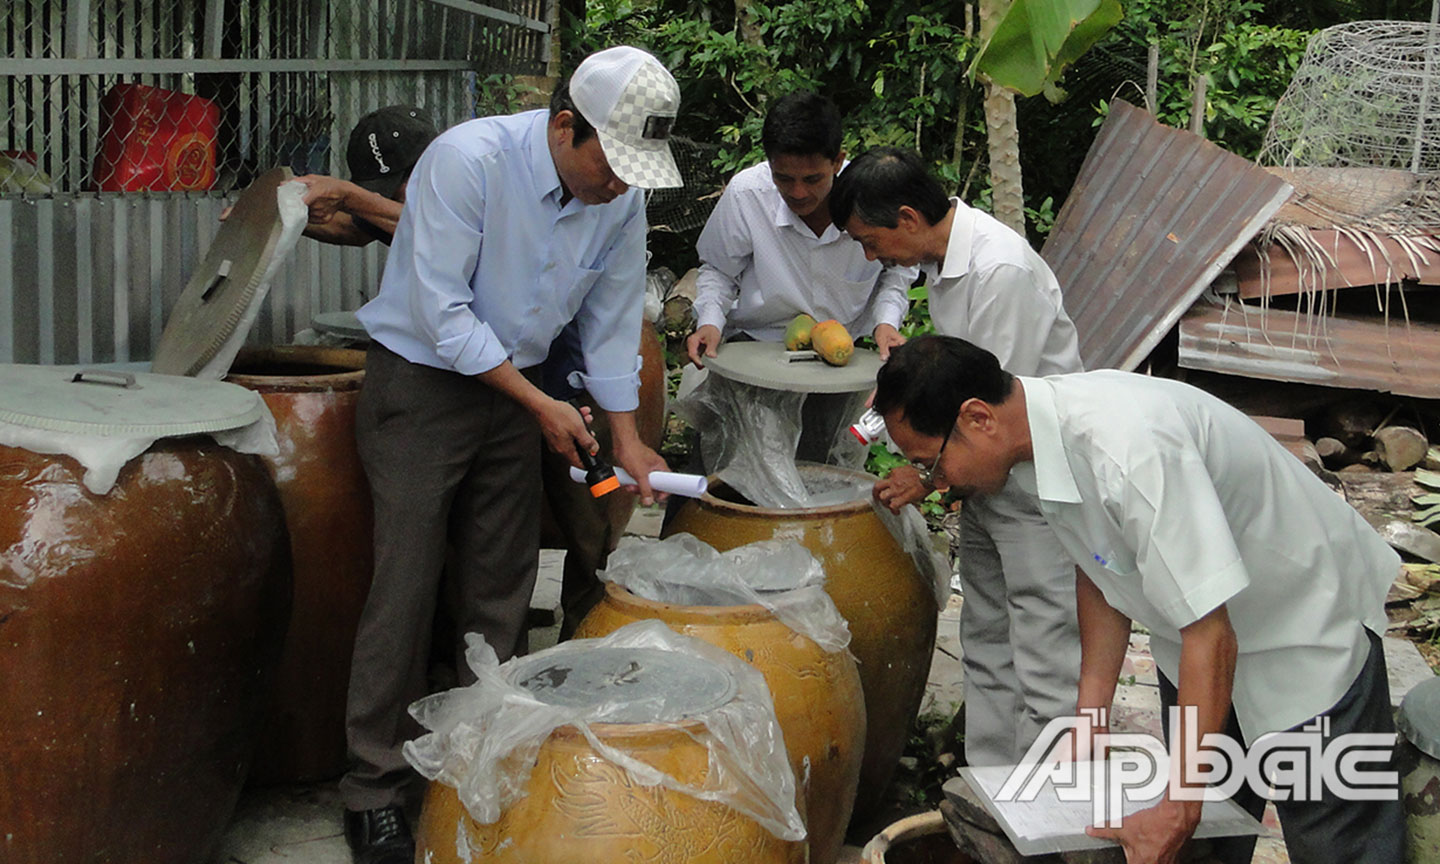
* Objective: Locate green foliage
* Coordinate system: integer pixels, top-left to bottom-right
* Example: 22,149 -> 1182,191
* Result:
574,0 -> 984,183
972,0 -> 1124,98
1097,0 -> 1311,159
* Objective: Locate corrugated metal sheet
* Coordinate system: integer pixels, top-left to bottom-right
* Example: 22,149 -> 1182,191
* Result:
1177,301 -> 1440,398
0,192 -> 387,365
1041,100 -> 1293,371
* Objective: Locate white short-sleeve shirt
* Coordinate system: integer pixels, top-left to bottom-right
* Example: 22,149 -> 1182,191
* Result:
1011,371 -> 1398,742
926,200 -> 1082,377
693,161 -> 917,340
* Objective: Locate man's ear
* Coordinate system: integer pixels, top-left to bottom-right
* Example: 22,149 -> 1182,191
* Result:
549,109 -> 576,141
831,150 -> 847,174
958,398 -> 998,434
895,205 -> 924,233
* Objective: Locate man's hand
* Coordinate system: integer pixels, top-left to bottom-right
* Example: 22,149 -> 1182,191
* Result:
873,464 -> 931,514
686,324 -> 722,367
1086,797 -> 1201,864
295,174 -> 355,225
873,323 -> 907,360
535,398 -> 597,468
612,435 -> 669,507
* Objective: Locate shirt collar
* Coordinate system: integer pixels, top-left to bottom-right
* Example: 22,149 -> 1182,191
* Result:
938,198 -> 977,280
528,112 -> 564,204
1019,376 -> 1083,504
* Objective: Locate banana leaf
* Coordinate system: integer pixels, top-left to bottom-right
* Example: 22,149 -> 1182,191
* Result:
970,0 -> 1124,97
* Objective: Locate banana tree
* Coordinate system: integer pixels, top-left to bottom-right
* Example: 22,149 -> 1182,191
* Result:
971,0 -> 1123,234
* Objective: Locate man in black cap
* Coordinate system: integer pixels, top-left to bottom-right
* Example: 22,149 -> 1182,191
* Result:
295,104 -> 436,245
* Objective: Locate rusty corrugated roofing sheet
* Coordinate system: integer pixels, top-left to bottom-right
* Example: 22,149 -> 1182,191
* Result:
1177,301 -> 1440,399
1041,100 -> 1293,371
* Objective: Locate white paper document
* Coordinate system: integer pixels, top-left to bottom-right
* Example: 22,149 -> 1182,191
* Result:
958,761 -> 1263,857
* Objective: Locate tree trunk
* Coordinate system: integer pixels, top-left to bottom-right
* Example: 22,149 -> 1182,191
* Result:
979,0 -> 1025,236
983,82 -> 1026,235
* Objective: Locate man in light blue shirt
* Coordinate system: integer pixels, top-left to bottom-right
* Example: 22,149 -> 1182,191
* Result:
341,47 -> 681,864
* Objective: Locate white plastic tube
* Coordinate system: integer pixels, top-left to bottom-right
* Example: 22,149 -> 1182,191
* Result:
568,465 -> 708,498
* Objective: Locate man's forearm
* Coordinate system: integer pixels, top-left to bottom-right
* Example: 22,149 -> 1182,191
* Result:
1172,606 -> 1238,796
1076,567 -> 1130,713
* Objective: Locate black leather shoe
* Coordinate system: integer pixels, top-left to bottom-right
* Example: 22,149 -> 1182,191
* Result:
344,806 -> 414,864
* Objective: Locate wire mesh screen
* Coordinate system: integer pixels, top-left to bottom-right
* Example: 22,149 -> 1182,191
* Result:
1259,20 -> 1440,233
1,0 -> 551,196
645,135 -> 724,233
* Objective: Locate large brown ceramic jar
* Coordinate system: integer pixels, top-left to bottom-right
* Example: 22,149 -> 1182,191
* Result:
576,583 -> 865,864
416,719 -> 807,864
225,345 -> 372,784
0,438 -> 290,864
665,463 -> 940,820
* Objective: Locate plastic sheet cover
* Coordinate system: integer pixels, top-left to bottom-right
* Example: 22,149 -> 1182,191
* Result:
601,534 -> 852,653
673,374 -> 808,508
402,619 -> 807,842
0,408 -> 280,496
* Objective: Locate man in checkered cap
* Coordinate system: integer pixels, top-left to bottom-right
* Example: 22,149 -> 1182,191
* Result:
341,46 -> 681,864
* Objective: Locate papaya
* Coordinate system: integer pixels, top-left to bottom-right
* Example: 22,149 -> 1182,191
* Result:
783,313 -> 817,351
811,319 -> 854,366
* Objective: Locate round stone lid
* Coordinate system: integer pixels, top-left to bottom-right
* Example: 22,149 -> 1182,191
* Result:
151,166 -> 294,376
1399,676 -> 1440,760
705,341 -> 882,393
506,646 -> 738,724
312,310 -> 371,343
0,365 -> 266,438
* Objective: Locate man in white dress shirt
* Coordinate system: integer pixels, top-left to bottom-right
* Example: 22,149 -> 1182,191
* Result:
340,47 -> 678,864
829,147 -> 1082,770
874,334 -> 1403,864
685,91 -> 917,462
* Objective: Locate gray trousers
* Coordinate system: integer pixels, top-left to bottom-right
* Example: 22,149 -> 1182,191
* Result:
341,345 -> 542,811
956,478 -> 1081,767
1159,628 -> 1403,864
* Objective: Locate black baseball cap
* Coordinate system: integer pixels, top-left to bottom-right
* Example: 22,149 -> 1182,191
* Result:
345,105 -> 438,199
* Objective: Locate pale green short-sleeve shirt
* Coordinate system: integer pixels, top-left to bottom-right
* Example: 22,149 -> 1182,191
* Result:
1011,371 -> 1398,742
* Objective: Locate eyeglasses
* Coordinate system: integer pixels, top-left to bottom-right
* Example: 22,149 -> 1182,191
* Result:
912,424 -> 954,488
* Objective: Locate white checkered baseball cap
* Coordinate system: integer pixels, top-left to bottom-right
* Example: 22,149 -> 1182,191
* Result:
570,46 -> 682,189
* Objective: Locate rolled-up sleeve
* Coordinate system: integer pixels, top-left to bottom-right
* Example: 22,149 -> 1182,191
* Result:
693,183 -> 751,331
867,263 -> 918,331
573,195 -> 647,412
402,142 -> 510,376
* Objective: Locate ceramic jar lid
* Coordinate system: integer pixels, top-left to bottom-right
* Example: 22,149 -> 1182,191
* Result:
1399,676 -> 1440,760
151,167 -> 294,376
311,310 -> 371,343
0,365 -> 266,438
705,341 -> 883,393
506,646 -> 739,724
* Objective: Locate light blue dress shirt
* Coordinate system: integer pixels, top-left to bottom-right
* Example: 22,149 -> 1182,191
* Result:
356,109 -> 647,412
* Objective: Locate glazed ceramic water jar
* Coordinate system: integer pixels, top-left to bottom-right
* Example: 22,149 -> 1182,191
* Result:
665,463 -> 940,820
225,345 -> 372,784
576,582 -> 866,864
1399,676 -> 1440,862
415,646 -> 807,863
0,366 -> 291,864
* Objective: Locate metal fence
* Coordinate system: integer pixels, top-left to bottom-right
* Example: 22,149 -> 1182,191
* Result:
1,0 -> 552,364
2,0 -> 550,194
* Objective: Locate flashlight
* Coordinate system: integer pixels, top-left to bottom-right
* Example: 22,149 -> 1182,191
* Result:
849,407 -> 886,445
576,447 -> 620,498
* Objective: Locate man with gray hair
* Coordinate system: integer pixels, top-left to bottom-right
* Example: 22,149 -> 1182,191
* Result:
829,146 -> 1082,770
